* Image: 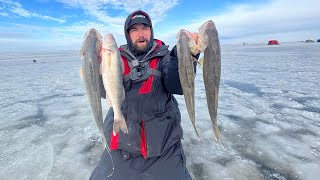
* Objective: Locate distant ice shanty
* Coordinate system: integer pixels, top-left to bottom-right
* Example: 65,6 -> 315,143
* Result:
305,39 -> 314,43
268,40 -> 279,45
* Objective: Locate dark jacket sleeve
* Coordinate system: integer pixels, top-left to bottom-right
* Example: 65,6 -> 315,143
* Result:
162,45 -> 200,95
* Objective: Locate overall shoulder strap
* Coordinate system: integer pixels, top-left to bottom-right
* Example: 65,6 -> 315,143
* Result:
124,57 -> 162,83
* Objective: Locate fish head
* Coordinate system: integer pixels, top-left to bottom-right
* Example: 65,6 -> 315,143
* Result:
104,34 -> 118,49
177,29 -> 199,55
101,34 -> 119,57
80,29 -> 103,63
101,33 -> 123,73
198,20 -> 215,52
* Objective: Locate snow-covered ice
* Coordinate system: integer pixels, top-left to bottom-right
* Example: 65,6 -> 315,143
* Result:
0,43 -> 319,180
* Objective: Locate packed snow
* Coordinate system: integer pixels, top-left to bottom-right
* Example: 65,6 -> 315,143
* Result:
0,43 -> 319,180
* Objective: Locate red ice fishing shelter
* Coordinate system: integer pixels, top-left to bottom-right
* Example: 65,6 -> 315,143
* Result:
268,40 -> 279,45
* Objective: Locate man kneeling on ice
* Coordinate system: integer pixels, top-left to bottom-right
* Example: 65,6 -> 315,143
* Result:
90,10 -> 199,180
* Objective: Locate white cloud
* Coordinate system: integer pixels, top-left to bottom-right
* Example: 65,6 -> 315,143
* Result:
103,0 -> 180,17
0,12 -> 9,16
0,0 -> 66,23
11,6 -> 32,17
211,0 -> 320,38
48,0 -> 181,48
2,0 -> 319,51
56,0 -> 179,25
1,0 -> 181,50
0,21 -> 127,51
155,0 -> 320,46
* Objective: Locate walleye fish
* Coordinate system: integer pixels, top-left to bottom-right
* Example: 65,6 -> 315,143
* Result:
101,34 -> 128,135
199,20 -> 221,141
80,28 -> 107,145
177,30 -> 199,137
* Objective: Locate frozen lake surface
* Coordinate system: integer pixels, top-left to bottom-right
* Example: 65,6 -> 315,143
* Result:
0,43 -> 319,180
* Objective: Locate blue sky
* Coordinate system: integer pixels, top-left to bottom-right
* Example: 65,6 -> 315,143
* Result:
0,0 -> 319,51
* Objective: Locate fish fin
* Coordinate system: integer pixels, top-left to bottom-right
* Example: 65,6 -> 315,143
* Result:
122,88 -> 125,103
80,68 -> 83,80
213,125 -> 220,141
213,119 -> 223,143
191,56 -> 198,62
197,57 -> 204,68
100,52 -> 105,75
101,132 -> 107,146
193,123 -> 200,138
99,64 -> 102,75
113,125 -> 119,135
99,57 -> 105,75
106,93 -> 112,107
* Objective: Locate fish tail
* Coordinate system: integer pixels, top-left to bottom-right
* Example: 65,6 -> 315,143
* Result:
113,113 -> 128,134
113,121 -> 120,135
213,126 -> 220,141
119,119 -> 128,134
101,132 -> 107,146
192,123 -> 200,138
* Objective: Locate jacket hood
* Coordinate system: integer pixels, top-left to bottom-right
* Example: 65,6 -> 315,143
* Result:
124,10 -> 154,55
